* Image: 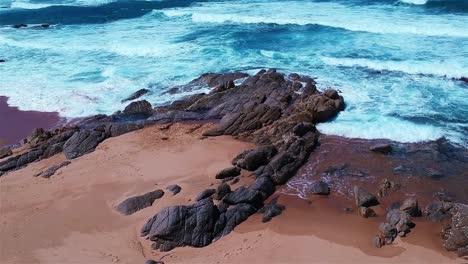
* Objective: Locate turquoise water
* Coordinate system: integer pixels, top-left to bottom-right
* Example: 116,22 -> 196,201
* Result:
0,0 -> 467,145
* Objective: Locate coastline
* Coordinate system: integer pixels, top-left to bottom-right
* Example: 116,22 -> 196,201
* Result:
0,96 -> 62,147
0,123 -> 461,263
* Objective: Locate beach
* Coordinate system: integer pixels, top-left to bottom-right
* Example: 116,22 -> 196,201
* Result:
1,123 -> 463,264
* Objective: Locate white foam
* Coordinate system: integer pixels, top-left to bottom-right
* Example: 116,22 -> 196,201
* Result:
320,56 -> 468,79
9,0 -> 114,9
400,0 -> 428,5
162,1 -> 468,37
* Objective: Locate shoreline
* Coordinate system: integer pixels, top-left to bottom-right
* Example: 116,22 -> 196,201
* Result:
0,123 -> 462,263
0,96 -> 62,147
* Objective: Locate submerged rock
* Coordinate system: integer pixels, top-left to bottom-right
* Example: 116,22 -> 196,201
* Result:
307,180 -> 330,195
116,190 -> 164,215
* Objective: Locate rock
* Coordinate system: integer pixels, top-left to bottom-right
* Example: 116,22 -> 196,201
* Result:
116,190 -> 164,215
359,207 -> 377,218
40,24 -> 50,28
63,130 -> 106,159
166,184 -> 181,195
36,161 -> 71,178
250,175 -> 275,199
222,186 -> 263,208
12,24 -> 27,28
231,178 -> 239,184
400,197 -> 421,217
123,100 -> 153,116
213,183 -> 231,200
373,235 -> 383,248
460,77 -> 468,83
307,180 -> 330,195
215,166 -> 241,179
292,122 -> 315,137
121,88 -> 150,103
354,186 -> 379,207
0,146 -> 13,159
386,209 -> 414,237
369,143 -> 392,154
0,59 -> 5,63
324,89 -> 339,100
237,145 -> 277,171
259,198 -> 285,223
145,260 -> 164,264
425,201 -> 453,222
196,189 -> 216,201
377,179 -> 400,197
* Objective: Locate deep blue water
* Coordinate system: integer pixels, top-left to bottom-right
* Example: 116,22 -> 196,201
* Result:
0,0 -> 467,145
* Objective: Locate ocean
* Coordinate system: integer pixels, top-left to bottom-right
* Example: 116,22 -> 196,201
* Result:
0,0 -> 467,145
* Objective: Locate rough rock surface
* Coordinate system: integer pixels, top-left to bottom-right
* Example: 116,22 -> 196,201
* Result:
400,197 -> 421,217
215,166 -> 241,179
63,130 -> 106,159
213,183 -> 231,200
354,186 -> 379,207
442,203 -> 468,257
35,161 -> 71,178
165,184 -> 182,195
116,190 -> 164,216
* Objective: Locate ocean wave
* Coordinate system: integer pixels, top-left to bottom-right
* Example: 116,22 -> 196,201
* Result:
162,3 -> 468,37
399,0 -> 428,5
320,56 -> 467,79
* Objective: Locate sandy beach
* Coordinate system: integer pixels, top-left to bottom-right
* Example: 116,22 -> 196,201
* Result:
0,123 -> 462,264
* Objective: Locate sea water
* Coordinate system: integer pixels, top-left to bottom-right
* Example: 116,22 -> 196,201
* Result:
0,0 -> 467,145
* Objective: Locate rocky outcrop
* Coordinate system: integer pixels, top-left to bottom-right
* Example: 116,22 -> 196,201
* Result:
116,190 -> 164,216
442,203 -> 468,257
121,88 -> 150,103
34,161 -> 71,178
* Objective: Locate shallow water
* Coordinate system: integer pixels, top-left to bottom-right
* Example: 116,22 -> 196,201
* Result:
0,0 -> 467,145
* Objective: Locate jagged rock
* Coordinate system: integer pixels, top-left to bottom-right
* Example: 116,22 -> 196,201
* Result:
116,190 -> 164,215
0,146 -> 13,159
369,143 -> 392,154
123,100 -> 153,116
359,207 -> 376,218
354,186 -> 379,207
63,130 -> 106,159
240,145 -> 277,171
222,186 -> 263,208
387,209 -> 414,237
166,184 -> 181,195
213,183 -> 231,200
121,88 -> 150,103
425,201 -> 453,222
307,180 -> 330,195
215,166 -> 241,179
259,198 -> 285,223
377,179 -> 400,197
36,161 -> 71,178
196,189 -> 216,201
400,197 -> 421,217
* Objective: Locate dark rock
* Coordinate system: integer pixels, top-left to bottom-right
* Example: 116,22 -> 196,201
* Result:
36,161 -> 71,178
369,143 -> 392,154
377,179 -> 400,197
121,89 -> 150,103
241,145 -> 277,171
373,235 -> 383,248
145,260 -> 164,264
460,77 -> 468,83
166,184 -> 181,195
400,197 -> 421,217
213,183 -> 231,200
259,198 -> 285,223
231,178 -> 239,184
425,201 -> 453,222
12,24 -> 27,28
307,180 -> 330,195
292,122 -> 315,137
196,189 -> 216,201
40,24 -> 50,28
63,130 -> 106,159
223,186 -> 263,208
116,189 -> 164,215
109,122 -> 143,137
250,175 -> 275,199
324,89 -> 339,100
354,186 -> 379,207
215,166 -> 241,179
123,100 -> 153,116
0,146 -> 13,159
358,207 -> 377,218
0,59 -> 5,63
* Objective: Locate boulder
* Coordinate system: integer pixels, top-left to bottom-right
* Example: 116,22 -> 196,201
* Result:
116,190 -> 164,215
0,146 -> 13,159
377,179 -> 400,197
425,201 -> 453,222
238,145 -> 277,171
166,184 -> 181,195
196,189 -> 216,201
121,88 -> 150,103
250,175 -> 275,199
123,100 -> 153,116
369,143 -> 392,154
307,180 -> 330,195
63,130 -> 106,159
213,183 -> 231,200
354,186 -> 379,207
215,166 -> 241,179
400,197 -> 421,217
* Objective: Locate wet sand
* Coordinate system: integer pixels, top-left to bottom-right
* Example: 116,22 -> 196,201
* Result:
0,123 -> 463,263
0,96 -> 61,147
